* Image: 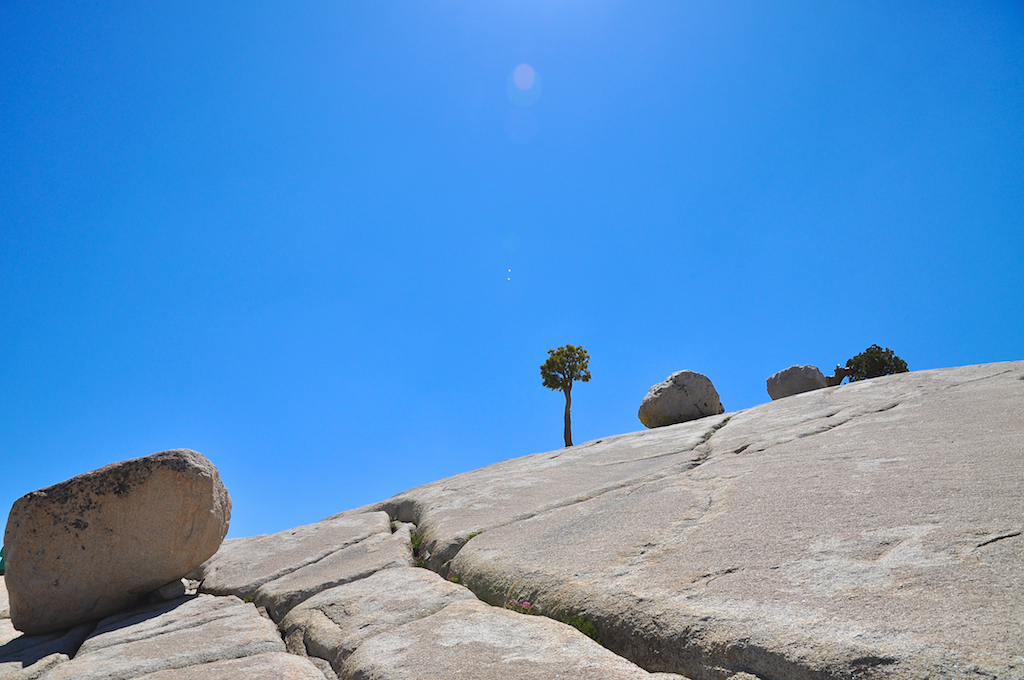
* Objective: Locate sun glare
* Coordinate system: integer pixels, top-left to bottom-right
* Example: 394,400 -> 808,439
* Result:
513,63 -> 536,90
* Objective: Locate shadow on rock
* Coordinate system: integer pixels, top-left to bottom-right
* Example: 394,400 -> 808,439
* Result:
0,621 -> 93,675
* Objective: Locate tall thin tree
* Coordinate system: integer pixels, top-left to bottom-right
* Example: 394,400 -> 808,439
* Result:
540,344 -> 592,447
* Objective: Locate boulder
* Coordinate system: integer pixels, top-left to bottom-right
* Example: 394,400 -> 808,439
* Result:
3,449 -> 231,635
766,364 -> 827,400
638,370 -> 724,428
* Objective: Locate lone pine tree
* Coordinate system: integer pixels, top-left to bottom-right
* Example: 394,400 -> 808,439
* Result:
540,344 -> 591,447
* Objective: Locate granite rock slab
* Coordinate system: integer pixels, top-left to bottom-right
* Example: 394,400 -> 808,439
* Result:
447,362 -> 1024,680
130,653 -> 325,680
0,623 -> 92,680
192,511 -> 392,599
254,523 -> 415,621
0,622 -> 16,652
280,566 -> 478,675
5,362 -> 1019,680
36,594 -> 322,680
374,416 -> 729,571
4,449 -> 231,634
341,598 -> 689,680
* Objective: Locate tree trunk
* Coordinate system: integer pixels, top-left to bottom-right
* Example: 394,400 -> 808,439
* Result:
563,385 -> 573,447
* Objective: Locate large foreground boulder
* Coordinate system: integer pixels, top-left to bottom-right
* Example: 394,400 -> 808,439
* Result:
3,449 -> 231,635
638,370 -> 724,428
766,364 -> 827,400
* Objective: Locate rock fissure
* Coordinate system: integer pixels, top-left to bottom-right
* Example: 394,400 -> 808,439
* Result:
720,399 -> 907,460
397,522 -> 700,679
595,447 -> 704,467
389,442 -> 730,574
974,530 -> 1022,549
223,545 -> 354,598
685,417 -> 733,466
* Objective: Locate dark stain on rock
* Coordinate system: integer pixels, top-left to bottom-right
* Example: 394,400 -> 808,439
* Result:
20,450 -> 211,505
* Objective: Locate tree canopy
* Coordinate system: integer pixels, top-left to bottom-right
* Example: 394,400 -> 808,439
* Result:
845,345 -> 909,381
541,344 -> 592,392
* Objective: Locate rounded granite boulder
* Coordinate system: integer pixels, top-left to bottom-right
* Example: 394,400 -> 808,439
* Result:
638,370 -> 724,428
766,364 -> 828,400
3,449 -> 231,634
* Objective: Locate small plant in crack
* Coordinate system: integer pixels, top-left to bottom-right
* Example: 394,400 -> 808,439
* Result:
446,570 -> 461,584
505,598 -> 537,615
410,533 -> 429,568
461,530 -> 483,545
562,613 -> 602,645
503,597 -> 602,646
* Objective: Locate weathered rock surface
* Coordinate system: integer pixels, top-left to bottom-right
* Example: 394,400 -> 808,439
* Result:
341,598 -> 688,680
36,595 -> 321,680
766,364 -> 827,400
0,623 -> 12,652
133,653 -> 327,680
0,620 -> 92,679
638,370 -> 724,428
3,361 -> 1021,680
3,449 -> 231,635
280,567 -> 478,675
378,414 -> 728,572
191,511 -> 392,600
254,523 -> 415,621
443,362 -> 1024,679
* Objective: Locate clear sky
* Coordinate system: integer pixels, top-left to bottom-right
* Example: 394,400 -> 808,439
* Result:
2,2 -> 1022,540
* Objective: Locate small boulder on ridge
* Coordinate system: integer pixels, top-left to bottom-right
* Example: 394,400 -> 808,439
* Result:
766,364 -> 828,400
3,449 -> 231,634
638,370 -> 724,428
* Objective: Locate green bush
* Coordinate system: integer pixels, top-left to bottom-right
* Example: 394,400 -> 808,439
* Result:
845,345 -> 909,381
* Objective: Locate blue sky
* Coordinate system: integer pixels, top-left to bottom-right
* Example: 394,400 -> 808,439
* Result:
2,1 -> 1022,539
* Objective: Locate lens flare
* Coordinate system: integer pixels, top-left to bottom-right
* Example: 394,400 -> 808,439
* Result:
506,64 -> 542,108
513,63 -> 535,90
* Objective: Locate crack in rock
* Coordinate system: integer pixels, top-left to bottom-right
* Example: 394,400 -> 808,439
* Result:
974,530 -> 1022,550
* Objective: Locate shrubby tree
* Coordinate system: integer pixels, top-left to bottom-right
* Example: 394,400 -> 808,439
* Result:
540,344 -> 591,447
845,345 -> 909,381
